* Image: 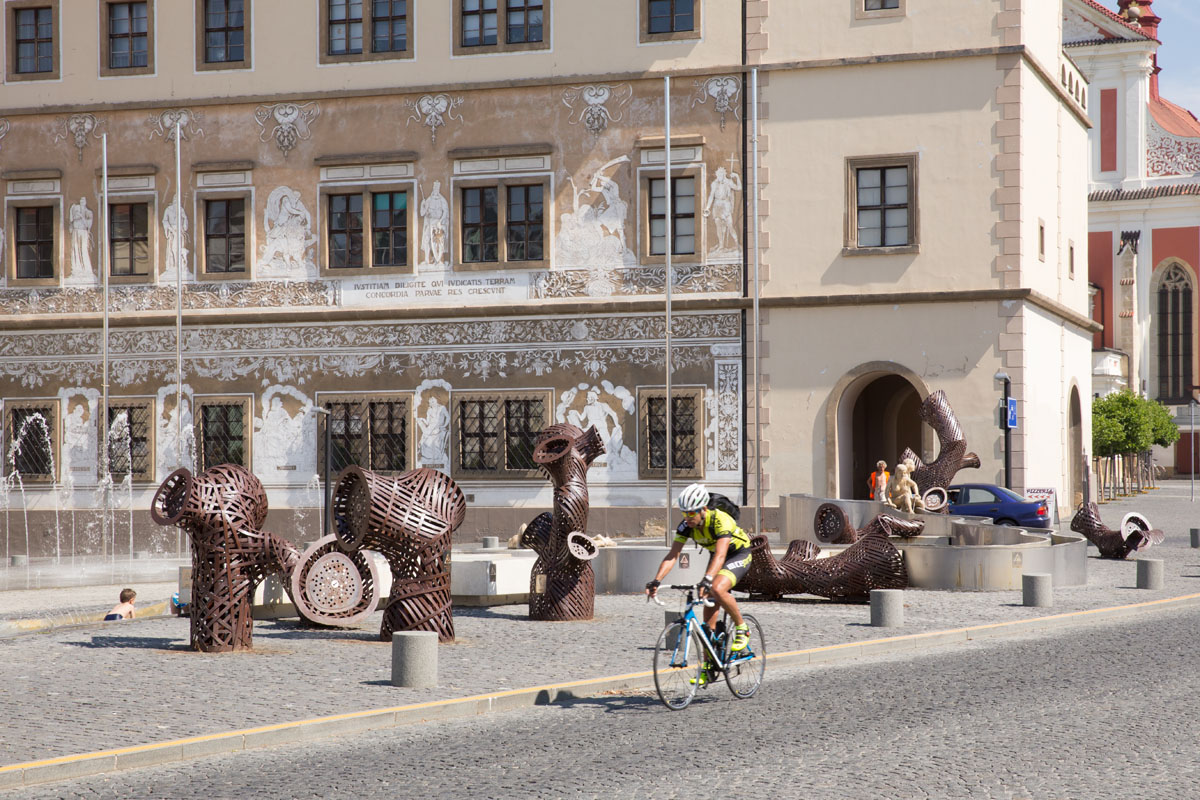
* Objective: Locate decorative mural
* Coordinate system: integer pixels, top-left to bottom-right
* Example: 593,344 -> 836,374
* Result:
54,113 -> 103,161
0,118 -> 9,150
148,108 -> 205,142
254,102 -> 320,157
555,156 -> 635,272
258,186 -> 318,279
405,94 -> 464,144
161,200 -> 192,282
556,381 -> 637,474
414,378 -> 453,469
65,198 -> 96,287
418,181 -> 450,269
531,262 -> 741,299
58,387 -> 100,483
1147,115 -> 1200,176
690,76 -> 741,130
254,384 -> 316,477
155,383 -> 194,478
562,84 -> 633,137
705,157 -> 743,260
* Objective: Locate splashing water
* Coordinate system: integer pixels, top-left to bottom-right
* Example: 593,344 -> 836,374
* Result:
6,412 -> 59,580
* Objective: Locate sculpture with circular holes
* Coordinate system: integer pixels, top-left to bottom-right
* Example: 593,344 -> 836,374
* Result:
521,424 -> 605,621
290,535 -> 381,626
898,390 -> 981,508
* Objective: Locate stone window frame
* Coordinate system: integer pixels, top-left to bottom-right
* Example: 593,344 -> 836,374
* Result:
101,397 -> 156,483
195,0 -> 252,72
105,190 -> 158,285
452,0 -> 549,57
315,391 -> 415,477
449,390 -> 552,480
196,190 -> 254,281
450,172 -> 550,273
99,0 -> 156,78
639,0 -> 700,44
636,162 -> 705,266
5,195 -> 62,288
7,0 -> 60,81
317,178 -> 417,277
636,385 -> 704,480
854,0 -> 905,21
319,0 -> 415,64
3,398 -> 60,483
194,395 -> 252,471
843,153 -> 920,256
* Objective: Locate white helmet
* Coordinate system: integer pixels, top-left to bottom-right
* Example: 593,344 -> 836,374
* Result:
677,483 -> 710,512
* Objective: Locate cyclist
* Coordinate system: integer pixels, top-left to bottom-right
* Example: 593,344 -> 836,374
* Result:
645,483 -> 753,680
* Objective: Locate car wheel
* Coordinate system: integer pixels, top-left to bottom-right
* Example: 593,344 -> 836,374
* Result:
996,519 -> 1016,526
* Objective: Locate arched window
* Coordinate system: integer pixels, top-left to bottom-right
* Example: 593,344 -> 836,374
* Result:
1157,263 -> 1194,402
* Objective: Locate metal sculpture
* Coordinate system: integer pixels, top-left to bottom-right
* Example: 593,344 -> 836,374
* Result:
290,535 -> 381,627
150,464 -> 301,652
899,389 -> 980,508
739,513 -> 915,601
814,503 -> 924,544
1070,459 -> 1164,559
329,466 -> 466,642
521,423 -> 605,621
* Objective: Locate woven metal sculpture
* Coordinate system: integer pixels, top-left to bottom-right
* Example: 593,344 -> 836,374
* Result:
739,514 -> 913,601
329,466 -> 466,642
290,534 -> 381,627
150,464 -> 301,652
814,502 -> 924,544
521,423 -> 605,621
899,389 -> 980,507
1069,460 -> 1164,558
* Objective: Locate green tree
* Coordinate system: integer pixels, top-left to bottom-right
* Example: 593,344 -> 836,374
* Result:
1091,390 -> 1153,456
1146,397 -> 1180,448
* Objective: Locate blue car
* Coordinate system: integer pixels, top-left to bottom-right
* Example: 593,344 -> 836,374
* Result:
946,483 -> 1050,528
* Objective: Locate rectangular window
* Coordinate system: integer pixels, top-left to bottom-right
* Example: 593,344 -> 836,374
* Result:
328,0 -> 364,55
372,191 -> 408,267
109,203 -> 150,277
204,198 -> 246,274
105,402 -> 153,481
1038,220 -> 1047,261
865,0 -> 899,9
504,185 -> 543,262
204,0 -> 245,64
649,176 -> 696,256
1069,243 -> 1076,280
648,0 -> 692,34
4,402 -> 58,483
453,392 -> 549,477
856,0 -> 904,18
107,2 -> 149,68
319,395 -> 411,475
454,0 -> 547,54
15,6 -> 53,73
328,193 -> 364,268
372,0 -> 407,52
845,154 -> 919,254
462,186 -> 499,264
196,399 -> 248,470
640,389 -> 703,478
461,0 -> 498,46
15,206 -> 55,280
505,0 -> 542,44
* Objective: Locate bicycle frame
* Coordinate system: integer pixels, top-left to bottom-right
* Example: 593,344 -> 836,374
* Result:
659,585 -> 745,672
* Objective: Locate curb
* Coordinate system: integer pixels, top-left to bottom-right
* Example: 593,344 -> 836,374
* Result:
0,600 -> 171,638
3,590 -> 1200,790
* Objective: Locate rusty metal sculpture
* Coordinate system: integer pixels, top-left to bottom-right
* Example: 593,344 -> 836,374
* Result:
1070,460 -> 1164,559
739,512 -> 916,601
521,423 -> 605,621
290,535 -> 381,627
899,389 -> 980,510
328,466 -> 466,642
151,464 -> 301,652
814,503 -> 924,544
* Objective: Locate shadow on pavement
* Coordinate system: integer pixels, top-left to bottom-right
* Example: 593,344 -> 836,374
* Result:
66,636 -> 187,651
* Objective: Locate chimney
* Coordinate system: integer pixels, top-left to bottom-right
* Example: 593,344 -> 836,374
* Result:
1119,1 -> 1162,97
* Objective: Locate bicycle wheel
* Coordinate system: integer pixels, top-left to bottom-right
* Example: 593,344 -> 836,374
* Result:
653,620 -> 703,710
724,614 -> 766,699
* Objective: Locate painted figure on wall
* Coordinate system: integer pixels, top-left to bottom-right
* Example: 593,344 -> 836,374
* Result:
705,164 -> 742,258
157,384 -> 195,479
419,181 -> 450,268
556,156 -> 636,270
66,198 -> 95,285
259,186 -> 317,279
559,382 -> 636,473
59,388 -> 99,482
161,201 -> 191,282
417,396 -> 450,465
253,385 -> 315,477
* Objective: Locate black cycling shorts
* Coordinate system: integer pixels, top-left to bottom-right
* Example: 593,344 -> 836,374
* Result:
717,551 -> 753,588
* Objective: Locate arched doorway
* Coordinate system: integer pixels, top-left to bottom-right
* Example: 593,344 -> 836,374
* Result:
842,375 -> 923,500
1068,387 -> 1083,507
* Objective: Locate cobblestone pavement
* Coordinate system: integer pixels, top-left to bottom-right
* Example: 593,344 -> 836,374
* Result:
12,602 -> 1200,799
0,583 -> 176,622
0,483 -> 1196,771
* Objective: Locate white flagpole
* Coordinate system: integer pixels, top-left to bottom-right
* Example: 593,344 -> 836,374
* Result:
174,122 -> 184,470
751,69 -> 763,535
100,134 -> 111,561
664,76 -> 674,541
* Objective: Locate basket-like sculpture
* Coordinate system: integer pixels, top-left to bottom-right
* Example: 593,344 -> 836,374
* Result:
1070,503 -> 1163,559
521,424 -> 605,621
738,513 -> 914,601
290,534 -> 381,628
329,466 -> 466,642
814,503 -> 925,544
899,390 -> 980,509
151,464 -> 301,652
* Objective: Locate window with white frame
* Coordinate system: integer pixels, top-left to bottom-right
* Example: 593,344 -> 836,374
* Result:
845,154 -> 918,253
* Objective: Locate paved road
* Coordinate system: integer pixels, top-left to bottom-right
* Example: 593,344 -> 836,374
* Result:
13,602 -> 1200,799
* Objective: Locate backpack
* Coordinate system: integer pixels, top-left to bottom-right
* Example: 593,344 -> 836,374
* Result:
708,492 -> 741,522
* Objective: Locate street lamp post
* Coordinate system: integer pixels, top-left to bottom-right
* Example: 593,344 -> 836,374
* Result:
995,370 -> 1012,489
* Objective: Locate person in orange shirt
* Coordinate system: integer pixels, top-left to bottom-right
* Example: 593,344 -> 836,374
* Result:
868,460 -> 890,501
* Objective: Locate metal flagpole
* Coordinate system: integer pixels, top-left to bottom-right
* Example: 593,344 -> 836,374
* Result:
174,122 -> 184,468
101,134 -> 111,561
664,75 -> 674,542
750,69 -> 763,536
1191,400 -> 1195,502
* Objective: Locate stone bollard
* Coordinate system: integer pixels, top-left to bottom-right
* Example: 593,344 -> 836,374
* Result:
870,589 -> 904,627
1022,573 -> 1053,608
391,631 -> 438,688
1191,528 -> 1200,549
1136,558 -> 1164,590
480,536 -> 500,549
9,555 -> 27,567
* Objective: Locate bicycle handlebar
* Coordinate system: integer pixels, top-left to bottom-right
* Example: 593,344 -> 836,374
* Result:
646,583 -> 715,607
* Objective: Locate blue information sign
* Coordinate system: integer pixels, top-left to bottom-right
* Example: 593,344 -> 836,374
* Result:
1006,397 -> 1018,430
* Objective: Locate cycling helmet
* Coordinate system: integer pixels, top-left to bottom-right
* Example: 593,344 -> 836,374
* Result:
677,483 -> 710,512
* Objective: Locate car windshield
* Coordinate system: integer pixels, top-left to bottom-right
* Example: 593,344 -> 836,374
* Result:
995,486 -> 1027,502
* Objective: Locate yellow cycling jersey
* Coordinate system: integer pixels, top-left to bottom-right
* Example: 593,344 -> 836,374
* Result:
674,508 -> 752,557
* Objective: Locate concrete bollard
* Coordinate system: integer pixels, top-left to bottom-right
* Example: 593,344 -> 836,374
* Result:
1022,573 -> 1053,608
870,589 -> 904,627
9,555 -> 27,567
480,536 -> 500,549
1136,558 -> 1164,590
1191,528 -> 1200,549
391,631 -> 438,688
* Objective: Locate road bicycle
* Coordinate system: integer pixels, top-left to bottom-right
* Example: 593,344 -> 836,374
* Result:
649,583 -> 765,710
